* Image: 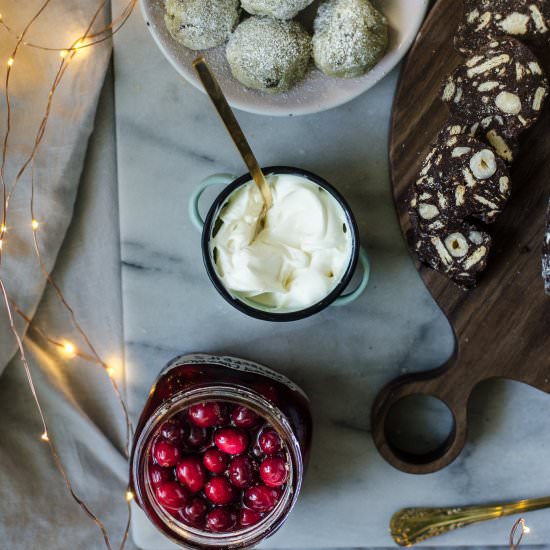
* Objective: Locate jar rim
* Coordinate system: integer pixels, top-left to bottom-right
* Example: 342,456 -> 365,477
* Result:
131,384 -> 304,549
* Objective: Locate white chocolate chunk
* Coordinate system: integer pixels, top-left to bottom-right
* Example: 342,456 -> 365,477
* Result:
499,176 -> 510,194
529,61 -> 542,75
495,91 -> 522,115
467,9 -> 479,24
449,124 -> 465,135
466,55 -> 484,68
499,12 -> 530,35
455,185 -> 466,206
454,87 -> 463,103
487,130 -> 513,162
442,80 -> 456,102
476,11 -> 492,31
418,203 -> 439,220
463,168 -> 477,187
530,5 -> 549,33
467,55 -> 510,78
432,237 -> 453,266
420,162 -> 432,176
478,81 -> 500,92
452,146 -> 471,157
474,194 -> 498,209
533,86 -> 547,111
464,246 -> 487,269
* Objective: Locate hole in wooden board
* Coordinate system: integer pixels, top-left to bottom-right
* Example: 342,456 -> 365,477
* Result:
385,394 -> 455,463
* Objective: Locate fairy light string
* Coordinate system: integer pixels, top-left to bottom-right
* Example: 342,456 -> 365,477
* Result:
510,518 -> 530,550
0,1 -> 137,548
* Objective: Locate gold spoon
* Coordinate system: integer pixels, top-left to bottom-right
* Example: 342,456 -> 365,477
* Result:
193,56 -> 272,238
391,496 -> 550,546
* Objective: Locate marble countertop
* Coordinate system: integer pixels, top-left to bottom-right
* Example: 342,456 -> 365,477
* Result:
112,2 -> 550,548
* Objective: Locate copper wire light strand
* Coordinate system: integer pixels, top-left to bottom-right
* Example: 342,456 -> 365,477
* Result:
0,0 -> 53,263
0,0 -> 137,53
509,518 -> 527,550
0,1 -> 138,548
0,278 -> 113,550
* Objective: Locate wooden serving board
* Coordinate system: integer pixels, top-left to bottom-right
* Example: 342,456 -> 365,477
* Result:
371,0 -> 550,474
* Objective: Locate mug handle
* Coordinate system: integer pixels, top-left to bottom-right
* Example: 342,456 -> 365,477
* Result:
189,173 -> 235,232
331,248 -> 370,307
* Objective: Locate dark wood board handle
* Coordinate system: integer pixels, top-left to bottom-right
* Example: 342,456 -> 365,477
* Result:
371,0 -> 550,474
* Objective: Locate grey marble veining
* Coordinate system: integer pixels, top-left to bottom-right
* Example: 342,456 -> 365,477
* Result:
113,3 -> 550,548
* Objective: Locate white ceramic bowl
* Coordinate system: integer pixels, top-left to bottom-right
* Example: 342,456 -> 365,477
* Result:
140,0 -> 429,116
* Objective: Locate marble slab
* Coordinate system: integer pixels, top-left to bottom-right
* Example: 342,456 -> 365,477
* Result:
113,3 -> 550,548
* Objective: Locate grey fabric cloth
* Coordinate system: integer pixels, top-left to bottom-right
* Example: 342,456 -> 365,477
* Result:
0,2 -> 132,547
0,69 -> 136,549
0,1 -> 111,371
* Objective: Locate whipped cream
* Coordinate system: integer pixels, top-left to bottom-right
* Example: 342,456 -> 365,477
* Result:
210,173 -> 353,311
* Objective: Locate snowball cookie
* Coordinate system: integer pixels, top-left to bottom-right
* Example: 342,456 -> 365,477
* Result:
313,0 -> 388,78
164,0 -> 240,50
241,0 -> 315,20
226,17 -> 312,93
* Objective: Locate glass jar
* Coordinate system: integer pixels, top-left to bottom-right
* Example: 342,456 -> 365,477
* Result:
130,353 -> 312,549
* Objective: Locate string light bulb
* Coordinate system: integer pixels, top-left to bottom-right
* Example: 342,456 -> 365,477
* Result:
107,366 -> 116,378
59,50 -> 68,59
523,525 -> 531,534
61,342 -> 76,357
0,223 -> 6,234
31,219 -> 39,231
7,57 -> 14,67
41,432 -> 49,442
125,490 -> 134,502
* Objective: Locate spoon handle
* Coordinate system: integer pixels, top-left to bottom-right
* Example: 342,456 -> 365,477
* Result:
391,496 -> 550,546
193,57 -> 272,208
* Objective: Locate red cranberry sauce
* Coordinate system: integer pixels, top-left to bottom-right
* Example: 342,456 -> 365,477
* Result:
144,401 -> 292,533
130,357 -> 312,543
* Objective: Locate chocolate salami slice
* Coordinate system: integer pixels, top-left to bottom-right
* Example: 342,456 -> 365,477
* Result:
455,0 -> 550,55
442,38 -> 549,136
409,130 -> 511,234
543,197 -> 550,295
412,222 -> 493,288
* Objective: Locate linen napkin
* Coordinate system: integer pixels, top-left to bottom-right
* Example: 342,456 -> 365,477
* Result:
0,0 -> 111,372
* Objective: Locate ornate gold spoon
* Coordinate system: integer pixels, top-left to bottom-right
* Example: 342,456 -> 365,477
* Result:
193,56 -> 272,237
391,496 -> 550,546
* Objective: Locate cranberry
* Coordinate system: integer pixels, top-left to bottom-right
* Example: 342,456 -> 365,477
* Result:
228,456 -> 257,489
231,406 -> 260,429
206,507 -> 237,533
204,477 -> 237,505
186,425 -> 211,449
160,418 -> 187,443
182,496 -> 208,526
176,456 -> 206,493
243,485 -> 280,512
203,448 -> 229,474
188,402 -> 226,428
260,457 -> 288,487
149,464 -> 172,487
153,438 -> 181,467
255,382 -> 279,404
155,481 -> 188,510
258,428 -> 282,455
238,508 -> 262,527
214,428 -> 249,455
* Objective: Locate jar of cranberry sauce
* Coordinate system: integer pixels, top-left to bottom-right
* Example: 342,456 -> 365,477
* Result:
130,353 -> 312,549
